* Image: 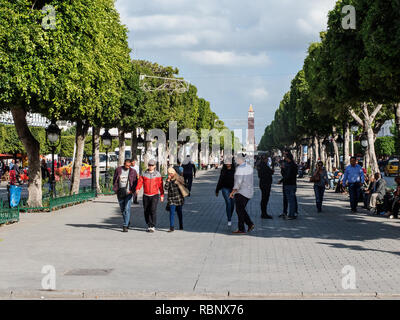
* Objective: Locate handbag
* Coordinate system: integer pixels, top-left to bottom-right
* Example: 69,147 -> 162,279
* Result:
117,175 -> 129,198
176,180 -> 189,198
310,171 -> 321,183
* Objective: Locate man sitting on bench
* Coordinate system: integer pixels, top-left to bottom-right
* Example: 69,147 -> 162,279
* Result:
368,172 -> 386,213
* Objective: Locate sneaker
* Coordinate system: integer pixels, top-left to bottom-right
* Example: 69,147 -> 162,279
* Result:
286,216 -> 296,220
261,214 -> 273,219
232,230 -> 246,234
168,227 -> 174,232
389,215 -> 395,219
228,221 -> 232,227
248,224 -> 255,232
279,213 -> 287,218
149,227 -> 155,232
122,227 -> 128,233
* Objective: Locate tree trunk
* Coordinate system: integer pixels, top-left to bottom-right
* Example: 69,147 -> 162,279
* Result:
344,122 -> 350,168
94,127 -> 101,194
71,120 -> 89,195
11,107 -> 42,207
319,138 -> 326,164
366,124 -> 379,173
349,103 -> 382,173
118,127 -> 125,166
131,129 -> 138,161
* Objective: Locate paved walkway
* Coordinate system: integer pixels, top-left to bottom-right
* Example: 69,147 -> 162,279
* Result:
1,169 -> 400,299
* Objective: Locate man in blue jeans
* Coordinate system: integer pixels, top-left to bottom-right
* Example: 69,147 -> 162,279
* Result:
113,159 -> 138,232
342,157 -> 365,213
279,153 -> 298,220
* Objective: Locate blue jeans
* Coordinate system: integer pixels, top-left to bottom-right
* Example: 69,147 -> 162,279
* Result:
221,188 -> 235,222
348,183 -> 361,211
170,205 -> 183,229
314,185 -> 325,211
118,194 -> 133,227
283,185 -> 297,217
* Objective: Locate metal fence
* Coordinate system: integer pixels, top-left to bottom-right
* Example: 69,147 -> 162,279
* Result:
0,199 -> 19,225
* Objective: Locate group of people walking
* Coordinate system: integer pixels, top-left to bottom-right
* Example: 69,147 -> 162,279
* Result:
113,149 -> 397,234
113,156 -> 195,233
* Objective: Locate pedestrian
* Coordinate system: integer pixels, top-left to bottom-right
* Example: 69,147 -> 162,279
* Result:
279,153 -> 298,220
165,167 -> 188,232
342,156 -> 365,213
257,154 -> 274,219
311,161 -> 329,213
9,159 -> 15,171
14,160 -> 22,185
113,159 -> 138,232
362,175 -> 374,209
41,159 -> 51,193
368,172 -> 386,213
135,159 -> 164,232
130,159 -> 140,204
0,160 -> 5,180
216,162 -> 236,226
182,155 -> 196,195
173,159 -> 184,176
229,154 -> 255,234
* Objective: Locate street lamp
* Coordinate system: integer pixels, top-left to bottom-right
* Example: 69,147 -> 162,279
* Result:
360,134 -> 368,149
101,129 -> 112,188
350,124 -> 359,157
45,121 -> 61,198
360,133 -> 368,169
137,135 -> 145,175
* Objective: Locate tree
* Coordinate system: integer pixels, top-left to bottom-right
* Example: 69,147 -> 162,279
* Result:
0,0 -> 132,202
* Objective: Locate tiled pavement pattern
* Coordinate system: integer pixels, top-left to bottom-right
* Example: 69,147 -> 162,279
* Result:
0,169 -> 399,299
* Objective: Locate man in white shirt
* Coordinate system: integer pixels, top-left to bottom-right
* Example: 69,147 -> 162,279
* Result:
131,159 -> 140,204
230,154 -> 255,234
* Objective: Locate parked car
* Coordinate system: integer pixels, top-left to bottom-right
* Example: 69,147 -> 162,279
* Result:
384,159 -> 399,177
99,153 -> 118,172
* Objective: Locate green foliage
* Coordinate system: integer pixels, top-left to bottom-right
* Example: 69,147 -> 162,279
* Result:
375,136 -> 395,157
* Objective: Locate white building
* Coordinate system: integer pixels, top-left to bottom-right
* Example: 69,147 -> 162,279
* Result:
377,120 -> 394,138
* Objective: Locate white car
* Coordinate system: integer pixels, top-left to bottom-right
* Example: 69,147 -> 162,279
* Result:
99,153 -> 118,172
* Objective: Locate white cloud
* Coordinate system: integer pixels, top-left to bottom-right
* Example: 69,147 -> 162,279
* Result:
182,51 -> 270,66
136,34 -> 199,48
250,88 -> 269,101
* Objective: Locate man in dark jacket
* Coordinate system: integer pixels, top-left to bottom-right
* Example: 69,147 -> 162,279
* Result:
182,155 -> 196,195
368,172 -> 387,212
279,153 -> 298,220
257,155 -> 274,219
113,159 -> 138,232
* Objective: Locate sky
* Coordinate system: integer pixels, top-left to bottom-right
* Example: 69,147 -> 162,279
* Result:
115,0 -> 337,144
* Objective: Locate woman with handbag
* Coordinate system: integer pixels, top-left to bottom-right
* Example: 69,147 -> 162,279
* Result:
165,167 -> 188,232
311,161 -> 329,213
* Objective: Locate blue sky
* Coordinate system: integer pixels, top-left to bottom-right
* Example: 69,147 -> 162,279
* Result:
115,0 -> 337,143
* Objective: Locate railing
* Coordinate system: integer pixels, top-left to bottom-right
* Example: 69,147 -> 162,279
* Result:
0,199 -> 19,225
19,187 -> 96,212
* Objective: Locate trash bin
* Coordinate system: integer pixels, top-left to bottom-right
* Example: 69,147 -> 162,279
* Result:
9,184 -> 22,208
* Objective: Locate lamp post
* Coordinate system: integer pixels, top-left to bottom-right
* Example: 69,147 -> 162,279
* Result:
101,129 -> 112,189
350,124 -> 359,157
137,135 -> 144,175
45,121 -> 61,198
360,133 -> 368,169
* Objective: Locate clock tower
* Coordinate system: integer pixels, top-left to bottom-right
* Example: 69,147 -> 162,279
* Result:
247,105 -> 256,153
